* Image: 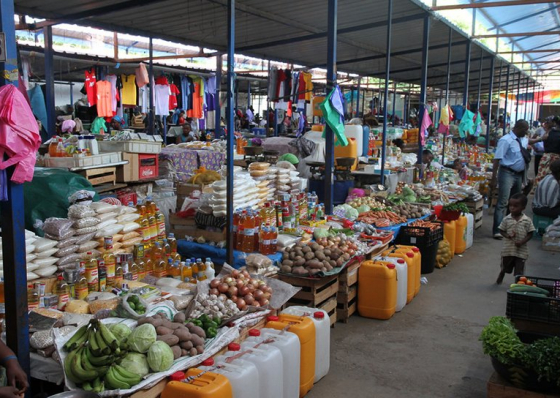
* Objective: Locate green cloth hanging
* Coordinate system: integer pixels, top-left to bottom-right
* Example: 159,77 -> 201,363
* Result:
321,88 -> 348,147
459,109 -> 475,138
91,117 -> 107,135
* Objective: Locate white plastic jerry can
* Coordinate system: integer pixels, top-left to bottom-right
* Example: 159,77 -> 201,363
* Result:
240,337 -> 284,398
378,256 -> 407,312
260,328 -> 301,398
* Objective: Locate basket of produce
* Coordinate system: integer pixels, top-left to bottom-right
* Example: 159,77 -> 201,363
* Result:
439,202 -> 468,221
397,220 -> 443,247
506,275 -> 560,325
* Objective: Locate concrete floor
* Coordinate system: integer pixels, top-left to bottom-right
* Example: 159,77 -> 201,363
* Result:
308,208 -> 560,398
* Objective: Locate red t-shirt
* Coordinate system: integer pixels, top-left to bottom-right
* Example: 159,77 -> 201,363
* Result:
169,84 -> 180,110
85,69 -> 97,106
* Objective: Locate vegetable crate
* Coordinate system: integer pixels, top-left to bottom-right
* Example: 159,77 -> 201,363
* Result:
506,276 -> 560,326
337,260 -> 361,323
397,221 -> 444,247
168,213 -> 197,238
279,274 -> 339,326
463,198 -> 484,229
487,372 -> 560,398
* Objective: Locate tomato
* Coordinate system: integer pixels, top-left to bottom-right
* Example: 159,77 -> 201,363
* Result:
526,280 -> 534,286
519,276 -> 528,282
517,281 -> 526,285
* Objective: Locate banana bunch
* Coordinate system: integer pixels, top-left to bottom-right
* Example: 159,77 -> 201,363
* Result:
63,319 -> 138,392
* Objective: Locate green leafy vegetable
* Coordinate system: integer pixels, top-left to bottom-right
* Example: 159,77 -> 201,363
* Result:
128,324 -> 157,353
120,352 -> 150,377
443,202 -> 469,213
479,317 -> 528,366
147,341 -> 174,372
109,323 -> 132,344
526,337 -> 560,386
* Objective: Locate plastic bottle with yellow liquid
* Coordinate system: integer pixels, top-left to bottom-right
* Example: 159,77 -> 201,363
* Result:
85,252 -> 99,293
162,239 -> 171,259
196,258 -> 206,281
167,233 -> 177,255
144,246 -> 154,276
103,237 -> 116,287
155,207 -> 166,239
148,210 -> 157,244
114,258 -> 124,289
181,260 -> 193,283
74,262 -> 88,300
128,255 -> 139,281
53,274 -> 70,310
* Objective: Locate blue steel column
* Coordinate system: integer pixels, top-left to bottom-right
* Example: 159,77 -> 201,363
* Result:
44,26 -> 56,137
503,65 -> 510,128
235,79 -> 239,112
380,0 -> 393,185
148,38 -> 154,135
247,81 -> 251,110
495,62 -> 503,129
441,27 -> 452,166
417,15 -> 430,174
215,55 -> 222,136
226,0 -> 236,265
0,0 -> 31,388
273,108 -> 278,136
476,50 -> 483,112
523,76 -> 528,120
530,78 -> 535,123
392,82 -> 396,123
516,69 -> 521,119
350,86 -> 355,118
485,57 -> 495,153
463,40 -> 472,108
324,0 -> 337,214
356,77 -> 361,118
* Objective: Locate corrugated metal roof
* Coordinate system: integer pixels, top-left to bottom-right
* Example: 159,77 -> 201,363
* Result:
14,0 -> 535,94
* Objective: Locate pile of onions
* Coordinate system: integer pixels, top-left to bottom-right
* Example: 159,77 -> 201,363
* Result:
208,270 -> 272,311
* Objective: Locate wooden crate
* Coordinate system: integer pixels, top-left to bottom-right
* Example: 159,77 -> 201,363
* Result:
168,213 -> 197,238
475,209 -> 483,230
487,372 -> 560,398
338,260 -> 361,293
278,274 -> 339,326
465,197 -> 484,213
176,182 -> 212,209
79,166 -> 116,186
337,285 -> 358,323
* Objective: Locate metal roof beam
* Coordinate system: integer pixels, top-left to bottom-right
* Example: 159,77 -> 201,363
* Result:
473,30 -> 560,38
237,12 -> 426,52
487,5 -> 560,31
499,49 -> 560,54
432,0 -> 553,11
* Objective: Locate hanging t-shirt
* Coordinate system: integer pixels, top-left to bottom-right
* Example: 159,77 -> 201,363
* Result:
96,80 -> 113,117
169,84 -> 180,110
139,86 -> 148,113
172,74 -> 183,109
187,83 -> 203,119
85,69 -> 97,106
106,75 -> 118,113
303,72 -> 313,102
121,74 -> 137,105
155,76 -> 169,85
155,84 -> 171,116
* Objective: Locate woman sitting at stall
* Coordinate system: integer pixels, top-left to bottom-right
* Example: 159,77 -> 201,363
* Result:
535,116 -> 560,187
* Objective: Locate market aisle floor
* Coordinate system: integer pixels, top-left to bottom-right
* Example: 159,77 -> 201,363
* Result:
307,209 -> 559,398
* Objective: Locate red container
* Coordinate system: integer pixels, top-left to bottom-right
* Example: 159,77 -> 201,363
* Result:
138,153 -> 159,180
439,209 -> 461,221
117,190 -> 137,206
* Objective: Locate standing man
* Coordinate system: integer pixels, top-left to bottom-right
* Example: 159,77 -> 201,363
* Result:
491,120 -> 530,239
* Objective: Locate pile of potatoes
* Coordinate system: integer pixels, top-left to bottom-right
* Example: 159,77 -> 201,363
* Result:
137,312 -> 205,360
280,235 -> 359,276
390,203 -> 426,220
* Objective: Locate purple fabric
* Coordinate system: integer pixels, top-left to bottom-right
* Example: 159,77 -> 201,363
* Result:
159,147 -> 199,181
330,86 -> 345,123
297,114 -> 305,135
196,150 -> 225,171
0,170 -> 7,201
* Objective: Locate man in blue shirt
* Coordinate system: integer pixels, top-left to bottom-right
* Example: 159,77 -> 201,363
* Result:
490,120 -> 530,239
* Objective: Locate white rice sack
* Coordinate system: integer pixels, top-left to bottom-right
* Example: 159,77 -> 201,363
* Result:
97,219 -> 118,230
35,266 -> 57,278
121,222 -> 141,233
121,231 -> 140,241
121,237 -> 143,248
73,217 -> 100,229
25,237 -> 37,246
34,238 -> 57,252
27,272 -> 39,281
94,224 -> 124,238
91,202 -> 117,214
116,213 -> 140,223
26,254 -> 37,263
35,257 -> 59,267
55,245 -> 79,258
25,230 -> 35,239
78,241 -> 100,253
75,226 -> 98,235
26,245 -> 35,254
97,212 -> 119,222
79,250 -> 100,259
35,248 -> 58,259
116,206 -> 136,215
57,236 -> 79,249
27,263 -> 39,272
57,253 -> 81,266
75,232 -> 97,245
68,204 -> 96,219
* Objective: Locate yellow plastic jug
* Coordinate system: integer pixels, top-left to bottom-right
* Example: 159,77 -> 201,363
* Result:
334,137 -> 358,170
311,125 -> 323,132
266,314 -> 316,398
454,215 -> 467,254
443,220 -> 456,256
358,260 -> 397,320
161,368 -> 233,398
394,245 -> 421,297
382,249 -> 415,303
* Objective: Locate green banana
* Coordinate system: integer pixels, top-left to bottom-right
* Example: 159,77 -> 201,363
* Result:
95,330 -> 111,355
82,381 -> 93,391
95,366 -> 109,377
80,350 -> 98,374
63,324 -> 89,351
105,366 -> 131,390
88,328 -> 101,356
98,321 -> 119,350
86,347 -> 113,366
72,349 -> 98,382
113,364 -> 142,384
92,377 -> 104,393
63,349 -> 82,384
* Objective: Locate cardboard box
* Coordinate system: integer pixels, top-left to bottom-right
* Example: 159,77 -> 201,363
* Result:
117,152 -> 159,182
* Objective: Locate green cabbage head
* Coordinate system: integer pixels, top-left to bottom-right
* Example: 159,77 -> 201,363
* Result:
120,353 -> 150,377
147,341 -> 174,372
109,323 -> 132,344
128,324 -> 157,353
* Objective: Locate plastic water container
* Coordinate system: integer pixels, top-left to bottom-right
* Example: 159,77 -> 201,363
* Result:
334,137 -> 358,171
265,315 -> 316,398
465,213 -> 474,249
260,328 -> 301,398
280,306 -> 330,382
454,215 -> 468,254
382,250 -> 415,304
378,257 -> 407,312
212,344 -> 260,398
161,367 -> 233,398
443,220 -> 456,256
394,245 -> 421,297
358,260 -> 397,320
240,338 -> 283,398
344,125 -> 364,159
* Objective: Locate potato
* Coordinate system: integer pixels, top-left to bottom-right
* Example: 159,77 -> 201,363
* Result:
173,312 -> 186,323
305,260 -> 323,269
294,257 -> 306,267
161,319 -> 174,329
302,246 -> 312,254
189,347 -> 198,356
320,267 -> 327,272
174,328 -> 192,342
186,324 -> 206,338
168,322 -> 183,330
158,334 -> 180,346
323,249 -> 331,257
329,260 -> 337,267
280,265 -> 292,273
180,340 -> 194,350
304,252 -> 315,260
289,251 -> 297,261
156,326 -> 173,336
309,269 -> 321,276
282,259 -> 293,267
292,266 -> 308,275
325,264 -> 333,271
195,345 -> 205,355
136,317 -> 154,326
311,243 -> 320,251
315,251 -> 326,261
171,345 -> 182,360
282,251 -> 290,260
181,348 -> 188,357
190,334 -> 204,348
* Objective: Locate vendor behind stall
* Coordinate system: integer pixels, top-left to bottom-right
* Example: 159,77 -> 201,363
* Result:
0,340 -> 29,396
177,121 -> 198,144
451,158 -> 469,180
419,149 -> 443,170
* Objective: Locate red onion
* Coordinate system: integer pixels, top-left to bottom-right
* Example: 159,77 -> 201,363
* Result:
244,294 -> 255,305
228,286 -> 238,297
210,279 -> 220,289
209,288 -> 219,296
236,299 -> 246,310
218,283 -> 229,293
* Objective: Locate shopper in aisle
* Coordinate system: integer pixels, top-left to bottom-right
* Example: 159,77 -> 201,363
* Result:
0,340 -> 29,396
419,149 -> 443,170
490,119 -> 530,239
535,116 -> 560,186
496,193 -> 535,284
532,160 -> 560,218
531,119 -> 546,175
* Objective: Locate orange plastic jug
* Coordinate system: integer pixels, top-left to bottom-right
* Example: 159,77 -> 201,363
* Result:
443,220 -> 456,256
358,260 -> 397,320
394,245 -> 421,297
454,215 -> 467,254
265,314 -> 316,398
161,368 -> 233,398
382,249 -> 415,303
334,137 -> 358,170
311,124 -> 323,132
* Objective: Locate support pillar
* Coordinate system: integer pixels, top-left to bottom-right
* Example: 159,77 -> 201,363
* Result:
324,0 -> 337,214
215,55 -> 222,136
463,40 -> 472,108
148,37 -> 154,135
226,0 -> 235,265
44,26 -> 56,137
417,15 -> 431,174
504,65 -> 511,129
485,57 -> 495,153
380,0 -> 393,185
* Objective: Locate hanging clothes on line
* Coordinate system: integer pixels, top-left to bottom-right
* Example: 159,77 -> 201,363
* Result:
96,80 -> 113,117
85,68 -> 97,107
155,84 -> 171,116
121,74 -> 137,105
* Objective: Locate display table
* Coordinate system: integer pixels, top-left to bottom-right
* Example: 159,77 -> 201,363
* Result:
159,147 -> 225,182
177,240 -> 282,269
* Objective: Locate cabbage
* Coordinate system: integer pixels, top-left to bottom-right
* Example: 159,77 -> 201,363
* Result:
128,324 -> 157,353
313,228 -> 330,239
109,323 -> 132,344
345,208 -> 359,221
356,205 -> 370,214
147,341 -> 174,372
120,353 -> 150,377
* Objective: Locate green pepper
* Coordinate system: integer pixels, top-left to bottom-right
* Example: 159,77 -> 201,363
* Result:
199,314 -> 210,323
204,321 -> 218,330
213,316 -> 221,325
192,320 -> 203,327
207,327 -> 218,338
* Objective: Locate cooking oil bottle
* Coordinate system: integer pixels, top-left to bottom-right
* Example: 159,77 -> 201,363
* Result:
162,238 -> 171,258
166,258 -> 179,279
181,259 -> 193,283
167,233 -> 177,255
103,237 -> 116,287
148,209 -> 157,244
75,262 -> 88,300
152,242 -> 163,263
114,257 -> 124,289
128,255 -> 139,281
154,256 -> 167,278
196,258 -> 206,281
53,274 -> 70,310
155,207 -> 166,239
85,252 -> 99,293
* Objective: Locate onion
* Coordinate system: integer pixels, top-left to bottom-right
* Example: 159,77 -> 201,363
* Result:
262,286 -> 272,294
227,279 -> 237,287
219,294 -> 227,300
236,299 -> 246,310
218,283 -> 229,293
210,279 -> 220,289
259,298 -> 269,307
262,292 -> 272,300
224,277 -> 234,284
251,280 -> 260,288
242,270 -> 250,278
231,270 -> 240,278
228,286 -> 238,297
244,294 -> 255,305
252,301 -> 261,307
257,280 -> 266,286
209,288 -> 219,296
247,284 -> 256,293
236,280 -> 245,289
239,286 -> 250,296
230,295 -> 238,303
254,290 -> 264,301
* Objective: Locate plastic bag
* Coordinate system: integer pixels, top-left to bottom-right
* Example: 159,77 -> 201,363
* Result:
57,236 -> 79,249
35,248 -> 58,259
90,202 -> 116,214
121,237 -> 143,248
73,217 -> 100,229
68,204 -> 96,219
97,212 -> 118,222
97,219 -> 118,230
55,245 -> 79,258
56,253 -> 82,266
78,241 -> 100,253
42,218 -> 74,238
117,213 -> 140,223
122,231 -> 140,241
122,222 -> 141,233
34,238 -> 58,252
44,229 -> 75,241
113,294 -> 148,319
75,226 -> 98,235
95,224 -> 124,238
68,190 -> 95,205
74,232 -> 97,245
35,257 -> 58,267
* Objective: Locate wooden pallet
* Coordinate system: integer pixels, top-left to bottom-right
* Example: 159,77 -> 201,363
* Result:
475,209 -> 484,230
338,260 -> 360,291
487,372 -> 560,398
337,285 -> 358,323
465,197 -> 484,213
79,166 -> 116,186
169,213 -> 197,238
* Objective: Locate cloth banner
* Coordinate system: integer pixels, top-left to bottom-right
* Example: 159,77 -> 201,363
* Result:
321,86 -> 348,146
459,109 -> 475,138
420,108 -> 432,146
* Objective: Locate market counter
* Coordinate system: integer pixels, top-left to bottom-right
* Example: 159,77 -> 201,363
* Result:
177,240 -> 282,268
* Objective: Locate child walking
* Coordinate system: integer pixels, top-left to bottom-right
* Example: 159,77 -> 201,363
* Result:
496,193 -> 535,284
